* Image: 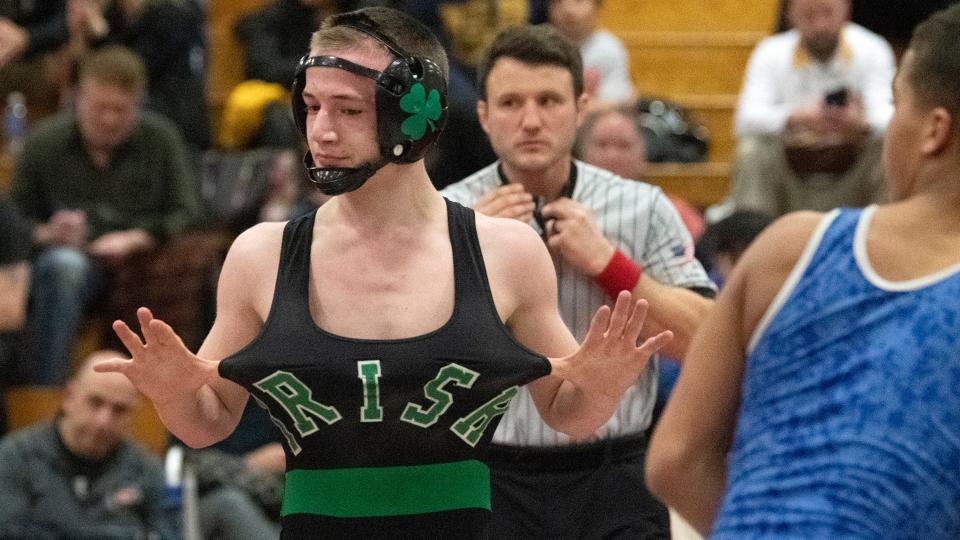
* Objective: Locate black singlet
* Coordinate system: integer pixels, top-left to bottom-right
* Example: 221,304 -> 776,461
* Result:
219,199 -> 551,539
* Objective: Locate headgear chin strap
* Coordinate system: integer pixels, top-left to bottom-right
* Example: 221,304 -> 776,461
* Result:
292,11 -> 448,196
302,151 -> 388,196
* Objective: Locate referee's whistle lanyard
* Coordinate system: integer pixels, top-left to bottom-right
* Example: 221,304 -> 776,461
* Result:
497,161 -> 577,239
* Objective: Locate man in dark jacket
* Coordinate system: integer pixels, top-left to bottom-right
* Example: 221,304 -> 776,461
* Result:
0,350 -> 179,539
10,45 -> 200,385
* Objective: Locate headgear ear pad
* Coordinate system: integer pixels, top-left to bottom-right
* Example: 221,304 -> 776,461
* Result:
290,19 -> 448,165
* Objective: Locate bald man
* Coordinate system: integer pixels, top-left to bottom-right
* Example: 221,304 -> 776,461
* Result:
0,350 -> 282,539
0,350 -> 179,538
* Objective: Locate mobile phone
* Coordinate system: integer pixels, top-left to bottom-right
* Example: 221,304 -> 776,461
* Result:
824,87 -> 849,107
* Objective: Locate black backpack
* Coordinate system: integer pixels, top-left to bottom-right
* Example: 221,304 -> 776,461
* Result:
635,97 -> 710,163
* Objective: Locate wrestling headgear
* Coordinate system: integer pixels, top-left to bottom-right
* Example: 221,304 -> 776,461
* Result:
291,11 -> 448,195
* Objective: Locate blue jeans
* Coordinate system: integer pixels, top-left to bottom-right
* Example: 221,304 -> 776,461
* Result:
26,247 -> 106,385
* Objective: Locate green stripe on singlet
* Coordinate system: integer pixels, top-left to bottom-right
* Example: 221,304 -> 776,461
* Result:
282,460 -> 491,518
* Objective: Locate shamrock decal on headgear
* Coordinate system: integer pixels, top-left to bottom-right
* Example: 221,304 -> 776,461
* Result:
291,9 -> 448,196
400,83 -> 443,141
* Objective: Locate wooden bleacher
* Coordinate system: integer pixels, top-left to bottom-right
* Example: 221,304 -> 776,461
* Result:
0,151 -> 11,193
599,0 -> 781,207
645,162 -> 732,210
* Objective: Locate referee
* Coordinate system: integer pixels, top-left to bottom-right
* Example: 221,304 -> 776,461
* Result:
442,24 -> 716,539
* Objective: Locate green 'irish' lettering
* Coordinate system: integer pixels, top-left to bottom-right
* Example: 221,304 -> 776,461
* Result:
401,363 -> 479,428
357,360 -> 383,422
251,394 -> 303,455
451,386 -> 519,447
254,371 -> 342,436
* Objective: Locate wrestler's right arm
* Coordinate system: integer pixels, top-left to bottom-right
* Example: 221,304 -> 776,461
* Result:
97,223 -> 286,447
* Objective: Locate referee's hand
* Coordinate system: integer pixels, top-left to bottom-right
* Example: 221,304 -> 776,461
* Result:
475,184 -> 535,222
541,198 -> 615,276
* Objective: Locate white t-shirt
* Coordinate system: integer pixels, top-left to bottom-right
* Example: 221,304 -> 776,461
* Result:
735,22 -> 895,137
581,29 -> 635,103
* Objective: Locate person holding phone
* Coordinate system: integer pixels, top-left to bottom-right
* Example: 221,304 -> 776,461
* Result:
727,0 -> 896,218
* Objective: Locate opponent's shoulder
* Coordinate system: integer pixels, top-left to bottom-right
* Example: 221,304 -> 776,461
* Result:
739,210 -> 825,272
720,210 -> 826,341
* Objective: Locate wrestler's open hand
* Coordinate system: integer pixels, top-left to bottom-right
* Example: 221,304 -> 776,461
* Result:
554,291 -> 672,402
94,307 -> 216,407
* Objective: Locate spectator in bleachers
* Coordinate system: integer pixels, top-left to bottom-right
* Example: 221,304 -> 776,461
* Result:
0,349 -> 280,539
0,194 -> 31,434
193,437 -> 287,529
236,0 -> 344,88
695,209 -> 774,289
62,0 -> 211,151
406,0 -> 547,85
729,0 -> 895,217
576,104 -> 705,239
575,103 -> 647,179
186,394 -> 288,531
0,350 -> 180,538
0,1 -> 67,70
548,0 -> 635,106
223,0 -> 361,150
9,45 -> 201,386
0,1 -> 69,118
228,148 -> 325,234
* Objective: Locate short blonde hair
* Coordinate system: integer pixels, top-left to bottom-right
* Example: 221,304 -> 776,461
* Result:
77,45 -> 148,95
309,7 -> 449,79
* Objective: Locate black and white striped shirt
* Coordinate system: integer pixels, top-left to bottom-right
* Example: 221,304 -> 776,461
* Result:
442,160 -> 715,446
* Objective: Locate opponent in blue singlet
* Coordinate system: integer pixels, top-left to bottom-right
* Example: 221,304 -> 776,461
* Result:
712,206 -> 960,539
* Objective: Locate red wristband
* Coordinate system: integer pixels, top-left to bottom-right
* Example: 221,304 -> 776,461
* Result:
595,250 -> 642,300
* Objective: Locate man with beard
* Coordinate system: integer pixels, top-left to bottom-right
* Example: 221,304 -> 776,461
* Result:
728,0 -> 895,217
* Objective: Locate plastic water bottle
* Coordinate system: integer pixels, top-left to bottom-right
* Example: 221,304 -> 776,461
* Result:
163,445 -> 184,512
3,91 -> 27,157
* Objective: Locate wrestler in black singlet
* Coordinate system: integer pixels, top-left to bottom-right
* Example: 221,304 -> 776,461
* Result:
219,199 -> 551,539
